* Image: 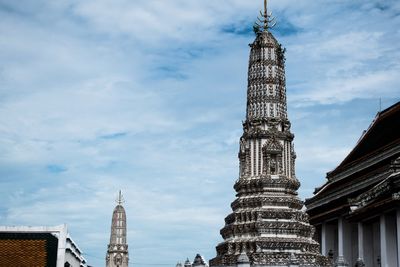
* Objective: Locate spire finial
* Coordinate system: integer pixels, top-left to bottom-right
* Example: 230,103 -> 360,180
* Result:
117,190 -> 125,205
264,0 -> 269,30
264,0 -> 267,16
254,0 -> 276,33
264,0 -> 268,29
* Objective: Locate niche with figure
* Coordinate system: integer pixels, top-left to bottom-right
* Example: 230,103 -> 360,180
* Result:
263,138 -> 283,176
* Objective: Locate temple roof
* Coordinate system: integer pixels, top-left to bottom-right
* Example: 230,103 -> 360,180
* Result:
306,101 -> 400,214
328,101 -> 400,178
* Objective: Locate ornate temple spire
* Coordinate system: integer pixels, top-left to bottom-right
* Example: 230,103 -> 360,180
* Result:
254,0 -> 276,33
106,191 -> 129,267
209,1 -> 329,266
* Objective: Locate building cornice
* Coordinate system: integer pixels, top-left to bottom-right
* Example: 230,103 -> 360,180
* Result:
306,169 -> 391,211
327,142 -> 400,183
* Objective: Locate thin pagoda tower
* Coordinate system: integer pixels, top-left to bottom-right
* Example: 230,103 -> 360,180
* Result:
210,2 -> 328,267
106,191 -> 129,267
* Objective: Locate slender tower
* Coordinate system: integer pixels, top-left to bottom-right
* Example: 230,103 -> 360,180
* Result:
106,191 -> 129,267
210,2 -> 328,267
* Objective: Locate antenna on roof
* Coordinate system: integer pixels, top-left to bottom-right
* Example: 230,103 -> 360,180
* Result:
379,98 -> 382,112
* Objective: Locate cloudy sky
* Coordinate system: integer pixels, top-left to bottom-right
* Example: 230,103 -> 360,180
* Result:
0,0 -> 399,266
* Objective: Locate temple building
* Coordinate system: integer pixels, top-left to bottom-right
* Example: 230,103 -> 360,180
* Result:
305,101 -> 400,267
209,1 -> 328,266
106,191 -> 129,267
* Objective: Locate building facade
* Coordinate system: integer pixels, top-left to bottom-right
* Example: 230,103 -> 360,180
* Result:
0,224 -> 87,267
305,101 -> 400,267
209,1 -> 328,267
106,191 -> 129,267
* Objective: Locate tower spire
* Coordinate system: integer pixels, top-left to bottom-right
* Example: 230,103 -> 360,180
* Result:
106,191 -> 129,267
209,3 -> 329,266
255,0 -> 276,32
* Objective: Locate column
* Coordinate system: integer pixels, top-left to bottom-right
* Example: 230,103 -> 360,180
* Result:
380,214 -> 387,267
57,224 -> 68,267
355,222 -> 365,267
321,222 -> 327,256
342,220 -> 353,266
335,217 -> 348,267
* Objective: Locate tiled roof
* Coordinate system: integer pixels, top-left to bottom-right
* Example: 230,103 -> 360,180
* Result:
329,101 -> 400,177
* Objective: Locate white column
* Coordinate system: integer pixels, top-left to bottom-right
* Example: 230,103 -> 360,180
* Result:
380,214 -> 387,267
321,222 -> 327,256
56,224 -> 68,267
336,217 -> 348,266
338,218 -> 344,257
356,222 -> 364,265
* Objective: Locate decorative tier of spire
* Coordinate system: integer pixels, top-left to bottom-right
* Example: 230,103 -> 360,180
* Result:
106,191 -> 129,267
209,1 -> 329,266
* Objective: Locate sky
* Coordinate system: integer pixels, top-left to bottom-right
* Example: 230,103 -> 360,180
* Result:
0,0 -> 399,266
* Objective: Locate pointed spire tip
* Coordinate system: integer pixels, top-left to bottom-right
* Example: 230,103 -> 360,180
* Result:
117,190 -> 125,205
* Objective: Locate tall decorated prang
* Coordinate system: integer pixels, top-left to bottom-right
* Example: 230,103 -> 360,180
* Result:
209,1 -> 329,266
106,191 -> 129,267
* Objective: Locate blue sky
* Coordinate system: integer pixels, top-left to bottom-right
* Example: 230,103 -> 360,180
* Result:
0,0 -> 399,266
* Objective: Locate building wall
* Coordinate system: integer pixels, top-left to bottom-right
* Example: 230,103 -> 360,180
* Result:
0,225 -> 87,267
0,232 -> 58,267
